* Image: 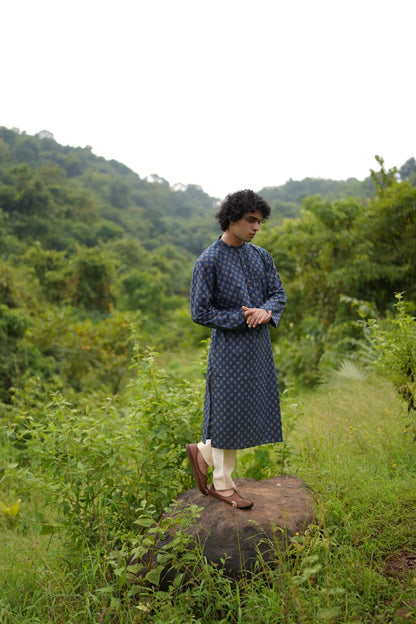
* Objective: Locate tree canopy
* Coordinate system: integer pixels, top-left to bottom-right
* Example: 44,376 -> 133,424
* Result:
0,125 -> 415,408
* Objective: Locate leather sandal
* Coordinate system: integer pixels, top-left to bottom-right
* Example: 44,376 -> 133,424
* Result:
186,443 -> 209,495
210,484 -> 253,509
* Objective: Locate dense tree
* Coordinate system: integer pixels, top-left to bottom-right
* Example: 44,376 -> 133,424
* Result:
259,175 -> 375,221
258,160 -> 416,384
109,179 -> 131,209
119,268 -> 166,314
0,138 -> 10,164
69,247 -> 115,313
12,136 -> 40,167
0,304 -> 30,402
355,178 -> 416,308
399,157 -> 416,182
23,245 -> 69,304
1,126 -> 416,402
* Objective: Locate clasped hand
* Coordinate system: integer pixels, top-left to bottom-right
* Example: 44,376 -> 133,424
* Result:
242,306 -> 272,328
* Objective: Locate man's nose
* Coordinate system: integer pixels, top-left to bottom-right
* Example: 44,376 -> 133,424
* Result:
253,221 -> 260,230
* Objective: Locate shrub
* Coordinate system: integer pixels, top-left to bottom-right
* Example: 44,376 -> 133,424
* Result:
367,293 -> 416,436
16,348 -> 203,547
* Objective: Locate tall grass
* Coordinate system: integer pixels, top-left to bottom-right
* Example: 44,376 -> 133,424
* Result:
1,365 -> 416,623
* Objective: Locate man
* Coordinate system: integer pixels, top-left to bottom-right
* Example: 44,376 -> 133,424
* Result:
186,189 -> 287,509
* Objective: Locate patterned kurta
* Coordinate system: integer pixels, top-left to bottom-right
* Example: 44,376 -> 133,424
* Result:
190,237 -> 287,450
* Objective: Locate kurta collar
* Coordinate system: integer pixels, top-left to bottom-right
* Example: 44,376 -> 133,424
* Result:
217,236 -> 247,251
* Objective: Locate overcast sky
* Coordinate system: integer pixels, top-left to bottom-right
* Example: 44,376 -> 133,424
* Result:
2,0 -> 415,198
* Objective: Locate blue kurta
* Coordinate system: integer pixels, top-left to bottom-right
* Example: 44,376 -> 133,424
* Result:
191,237 -> 287,450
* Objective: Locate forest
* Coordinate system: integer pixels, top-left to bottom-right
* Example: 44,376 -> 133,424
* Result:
1,126 -> 416,623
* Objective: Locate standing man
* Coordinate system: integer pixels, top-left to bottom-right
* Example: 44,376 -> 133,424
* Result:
186,189 -> 287,509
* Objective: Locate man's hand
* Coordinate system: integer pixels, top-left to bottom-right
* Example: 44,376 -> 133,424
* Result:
242,306 -> 272,328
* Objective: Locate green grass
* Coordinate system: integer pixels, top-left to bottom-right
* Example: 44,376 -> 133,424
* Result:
1,373 -> 416,623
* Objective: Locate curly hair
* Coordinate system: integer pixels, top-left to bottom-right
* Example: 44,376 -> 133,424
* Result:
215,190 -> 271,231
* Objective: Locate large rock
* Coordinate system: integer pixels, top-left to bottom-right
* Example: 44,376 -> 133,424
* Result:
157,475 -> 314,581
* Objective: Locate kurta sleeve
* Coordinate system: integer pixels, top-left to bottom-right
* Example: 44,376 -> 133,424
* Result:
259,250 -> 287,328
190,255 -> 246,330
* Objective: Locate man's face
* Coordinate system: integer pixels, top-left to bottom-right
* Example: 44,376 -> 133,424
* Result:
226,210 -> 263,246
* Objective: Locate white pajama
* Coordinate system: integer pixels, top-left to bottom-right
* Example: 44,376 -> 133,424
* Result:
197,439 -> 236,490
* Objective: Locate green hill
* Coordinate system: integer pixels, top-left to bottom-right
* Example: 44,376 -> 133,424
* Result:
0,126 -> 219,257
5,126 -> 414,251
1,125 -> 415,409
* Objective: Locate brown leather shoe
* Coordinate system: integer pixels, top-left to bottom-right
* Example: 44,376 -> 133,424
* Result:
210,485 -> 253,509
186,444 -> 209,495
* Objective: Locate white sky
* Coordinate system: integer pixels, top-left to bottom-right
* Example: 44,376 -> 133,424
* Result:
2,0 -> 415,199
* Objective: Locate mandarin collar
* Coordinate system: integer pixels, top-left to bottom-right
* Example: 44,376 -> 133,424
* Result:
217,237 -> 247,251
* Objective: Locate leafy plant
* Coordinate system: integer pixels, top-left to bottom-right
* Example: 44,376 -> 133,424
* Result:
367,293 -> 416,437
16,347 -> 203,547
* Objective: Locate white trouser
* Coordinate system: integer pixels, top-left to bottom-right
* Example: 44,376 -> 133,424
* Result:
197,439 -> 236,490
